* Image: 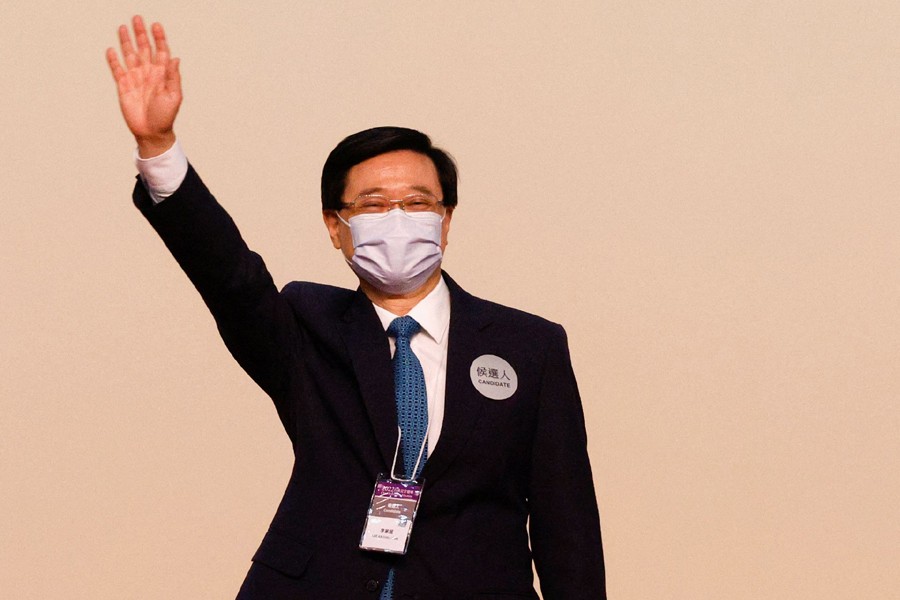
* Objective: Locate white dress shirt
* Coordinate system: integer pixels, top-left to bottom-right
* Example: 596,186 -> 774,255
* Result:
134,142 -> 450,450
372,278 -> 450,452
134,141 -> 188,204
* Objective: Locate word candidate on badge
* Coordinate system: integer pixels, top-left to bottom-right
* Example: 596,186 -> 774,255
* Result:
470,354 -> 518,400
359,476 -> 423,554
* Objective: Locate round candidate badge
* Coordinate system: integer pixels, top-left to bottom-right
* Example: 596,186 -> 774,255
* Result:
469,354 -> 518,400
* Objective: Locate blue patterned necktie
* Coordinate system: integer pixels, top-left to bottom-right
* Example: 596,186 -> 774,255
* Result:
380,315 -> 428,600
387,315 -> 429,479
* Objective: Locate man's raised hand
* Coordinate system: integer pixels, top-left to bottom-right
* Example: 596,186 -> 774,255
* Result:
106,16 -> 182,158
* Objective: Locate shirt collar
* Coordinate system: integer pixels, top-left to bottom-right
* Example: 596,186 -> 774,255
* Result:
373,275 -> 450,344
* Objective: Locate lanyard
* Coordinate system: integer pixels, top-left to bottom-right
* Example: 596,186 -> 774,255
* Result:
387,338 -> 445,482
389,387 -> 436,482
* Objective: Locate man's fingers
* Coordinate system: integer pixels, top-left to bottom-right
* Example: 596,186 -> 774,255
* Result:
152,22 -> 170,62
133,15 -> 152,62
106,47 -> 125,81
118,24 -> 139,69
165,58 -> 182,94
117,17 -> 171,68
109,17 -> 177,98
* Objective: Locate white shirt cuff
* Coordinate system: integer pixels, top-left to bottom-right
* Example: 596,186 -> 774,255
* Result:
134,140 -> 189,204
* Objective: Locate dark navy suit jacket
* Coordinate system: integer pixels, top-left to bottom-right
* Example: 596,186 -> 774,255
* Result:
134,166 -> 606,599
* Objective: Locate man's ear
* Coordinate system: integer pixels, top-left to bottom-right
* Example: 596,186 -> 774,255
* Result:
323,211 -> 343,250
440,207 -> 454,250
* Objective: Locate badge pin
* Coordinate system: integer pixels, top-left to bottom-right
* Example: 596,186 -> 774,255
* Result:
469,354 -> 518,400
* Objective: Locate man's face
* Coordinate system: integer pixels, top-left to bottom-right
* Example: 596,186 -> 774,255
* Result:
323,150 -> 453,261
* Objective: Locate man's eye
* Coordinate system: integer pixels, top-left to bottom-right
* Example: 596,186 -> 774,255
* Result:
405,197 -> 435,209
358,197 -> 388,209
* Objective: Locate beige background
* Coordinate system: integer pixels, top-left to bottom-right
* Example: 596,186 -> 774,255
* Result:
1,1 -> 898,598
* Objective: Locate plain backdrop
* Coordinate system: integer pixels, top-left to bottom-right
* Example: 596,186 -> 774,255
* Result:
1,1 -> 898,598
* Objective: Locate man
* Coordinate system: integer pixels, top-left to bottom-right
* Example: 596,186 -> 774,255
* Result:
106,16 -> 605,599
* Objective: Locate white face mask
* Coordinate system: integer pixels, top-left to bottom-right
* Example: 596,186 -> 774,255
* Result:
338,209 -> 444,295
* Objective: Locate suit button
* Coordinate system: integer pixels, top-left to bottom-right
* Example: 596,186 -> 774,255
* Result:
365,579 -> 380,592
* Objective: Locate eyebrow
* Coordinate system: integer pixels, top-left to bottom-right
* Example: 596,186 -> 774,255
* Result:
356,185 -> 439,197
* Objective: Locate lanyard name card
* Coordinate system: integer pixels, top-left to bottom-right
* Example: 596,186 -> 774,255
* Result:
359,322 -> 443,555
359,415 -> 432,554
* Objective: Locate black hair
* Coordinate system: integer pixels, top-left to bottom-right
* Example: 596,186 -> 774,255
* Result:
321,126 -> 458,210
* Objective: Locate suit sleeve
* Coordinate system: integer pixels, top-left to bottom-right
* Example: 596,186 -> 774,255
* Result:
528,324 -> 606,599
133,166 -> 300,437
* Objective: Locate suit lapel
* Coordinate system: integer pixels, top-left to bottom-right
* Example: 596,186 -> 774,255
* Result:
336,274 -> 494,481
338,290 -> 398,471
421,274 -> 493,482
